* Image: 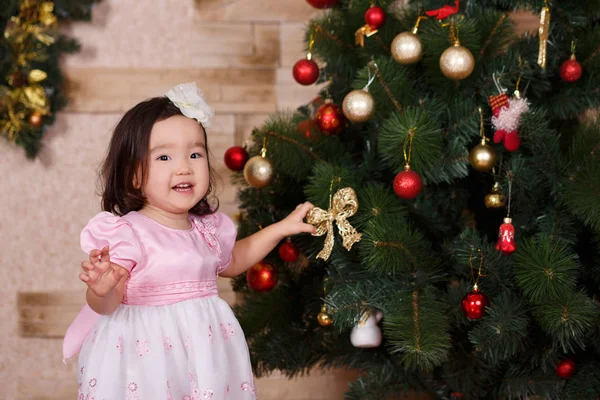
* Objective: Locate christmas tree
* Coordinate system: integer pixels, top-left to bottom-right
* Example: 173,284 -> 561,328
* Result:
224,0 -> 600,398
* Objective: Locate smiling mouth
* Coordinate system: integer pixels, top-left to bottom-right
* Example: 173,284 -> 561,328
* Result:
172,183 -> 194,192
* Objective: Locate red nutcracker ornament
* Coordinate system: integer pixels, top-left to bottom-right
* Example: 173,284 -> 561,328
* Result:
315,100 -> 345,135
555,358 -> 576,379
560,41 -> 583,83
246,261 -> 279,292
393,128 -> 423,199
224,146 -> 249,171
496,218 -> 516,254
293,33 -> 320,86
496,178 -> 517,255
355,5 -> 386,47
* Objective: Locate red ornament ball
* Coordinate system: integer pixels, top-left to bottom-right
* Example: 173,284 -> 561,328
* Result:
315,102 -> 345,136
556,358 -> 576,379
293,58 -> 320,86
461,290 -> 489,319
364,6 -> 386,29
279,240 -> 299,262
224,146 -> 249,171
306,0 -> 338,8
393,168 -> 423,199
246,261 -> 279,292
560,57 -> 582,82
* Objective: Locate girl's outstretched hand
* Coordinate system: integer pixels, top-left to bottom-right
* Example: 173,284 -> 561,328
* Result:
79,246 -> 128,297
279,202 -> 317,237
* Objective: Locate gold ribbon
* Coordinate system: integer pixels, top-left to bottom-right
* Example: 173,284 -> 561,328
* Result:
355,25 -> 378,47
537,1 -> 550,69
307,187 -> 362,261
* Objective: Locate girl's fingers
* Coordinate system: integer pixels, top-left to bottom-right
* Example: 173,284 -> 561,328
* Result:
81,260 -> 93,271
100,246 -> 110,263
79,272 -> 90,283
86,268 -> 101,282
302,223 -> 317,234
89,249 -> 101,264
111,267 -> 127,282
299,202 -> 314,215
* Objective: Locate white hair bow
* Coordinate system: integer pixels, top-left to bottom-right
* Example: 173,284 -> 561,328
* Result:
165,82 -> 215,129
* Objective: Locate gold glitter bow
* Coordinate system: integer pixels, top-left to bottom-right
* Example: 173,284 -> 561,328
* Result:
307,187 -> 362,261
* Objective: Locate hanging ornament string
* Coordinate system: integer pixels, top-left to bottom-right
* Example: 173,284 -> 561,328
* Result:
492,69 -> 507,95
307,32 -> 315,61
469,249 -> 486,291
537,0 -> 551,69
450,21 -> 460,45
364,60 -> 378,91
412,15 -> 427,34
506,174 -> 513,218
514,67 -> 522,99
478,107 -> 486,141
328,177 -> 338,210
317,278 -> 333,326
403,127 -> 416,168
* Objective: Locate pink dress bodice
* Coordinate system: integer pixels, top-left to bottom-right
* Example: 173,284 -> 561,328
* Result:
63,210 -> 237,360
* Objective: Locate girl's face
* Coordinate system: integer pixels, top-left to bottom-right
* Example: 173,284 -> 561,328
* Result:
139,115 -> 210,216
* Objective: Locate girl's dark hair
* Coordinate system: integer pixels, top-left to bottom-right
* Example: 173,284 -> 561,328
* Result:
100,96 -> 219,216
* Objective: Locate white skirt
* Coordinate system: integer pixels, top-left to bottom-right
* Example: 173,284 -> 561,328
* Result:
77,296 -> 257,399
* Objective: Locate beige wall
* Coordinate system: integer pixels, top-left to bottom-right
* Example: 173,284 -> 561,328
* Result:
0,1 -> 539,398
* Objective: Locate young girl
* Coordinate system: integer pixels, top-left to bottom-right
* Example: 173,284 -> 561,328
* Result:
62,82 -> 316,399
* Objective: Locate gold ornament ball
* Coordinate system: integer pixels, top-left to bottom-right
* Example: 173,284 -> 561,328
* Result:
317,311 -> 332,327
29,111 -> 43,127
342,89 -> 375,123
243,155 -> 273,188
391,31 -> 423,64
440,43 -> 475,80
485,183 -> 506,208
469,140 -> 497,172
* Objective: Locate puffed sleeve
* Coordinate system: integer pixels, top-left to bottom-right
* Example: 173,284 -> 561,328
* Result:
80,212 -> 142,271
213,212 -> 238,273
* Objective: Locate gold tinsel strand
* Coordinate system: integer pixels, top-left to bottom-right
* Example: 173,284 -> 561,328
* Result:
1,1 -> 56,142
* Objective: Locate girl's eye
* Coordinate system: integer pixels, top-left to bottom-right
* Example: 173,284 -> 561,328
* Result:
158,155 -> 170,161
190,152 -> 202,159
